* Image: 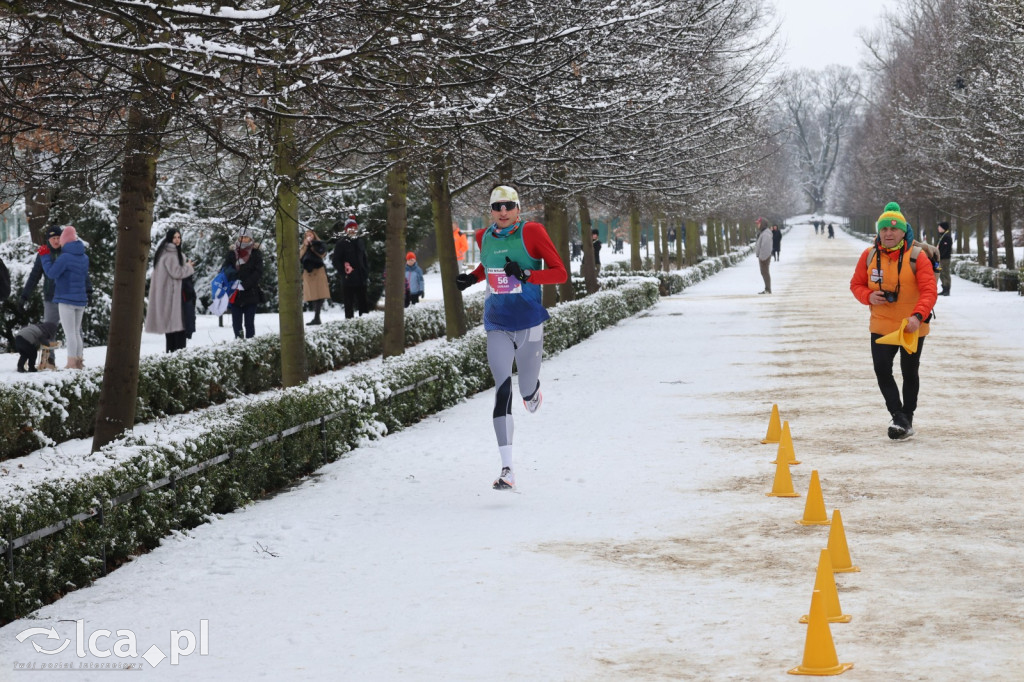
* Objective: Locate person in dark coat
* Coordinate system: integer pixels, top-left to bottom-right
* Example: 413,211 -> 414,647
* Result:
591,228 -> 602,274
40,226 -> 90,369
936,221 -> 953,295
330,215 -> 370,318
0,255 -> 9,301
223,229 -> 264,339
771,224 -> 782,261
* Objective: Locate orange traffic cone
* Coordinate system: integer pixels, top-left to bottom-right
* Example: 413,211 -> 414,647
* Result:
800,549 -> 851,624
766,452 -> 800,498
761,403 -> 782,444
788,590 -> 854,676
771,421 -> 801,465
827,509 -> 860,573
796,470 -> 830,526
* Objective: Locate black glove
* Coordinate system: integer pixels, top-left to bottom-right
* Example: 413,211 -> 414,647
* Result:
504,256 -> 529,282
455,273 -> 476,291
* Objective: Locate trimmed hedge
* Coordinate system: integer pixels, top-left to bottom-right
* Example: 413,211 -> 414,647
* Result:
0,280 -> 658,624
0,298 -> 485,461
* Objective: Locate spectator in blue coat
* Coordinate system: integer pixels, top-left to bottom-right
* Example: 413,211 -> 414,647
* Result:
21,225 -> 69,346
404,251 -> 424,307
39,225 -> 90,369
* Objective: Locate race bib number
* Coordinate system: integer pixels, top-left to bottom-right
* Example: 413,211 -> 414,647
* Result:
487,267 -> 522,294
870,268 -> 883,283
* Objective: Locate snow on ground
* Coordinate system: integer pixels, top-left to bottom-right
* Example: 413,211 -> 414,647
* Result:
1,224 -> 1022,681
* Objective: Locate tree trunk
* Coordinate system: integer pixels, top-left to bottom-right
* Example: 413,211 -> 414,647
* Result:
23,171 -> 50,245
661,217 -> 671,271
272,112 -> 308,387
578,195 -> 598,294
382,161 -> 407,358
1002,203 -> 1015,269
706,217 -> 717,258
629,202 -> 641,271
92,102 -> 165,452
975,215 -> 986,265
955,213 -> 964,255
429,158 -> 467,339
652,216 -> 662,272
554,195 -> 573,303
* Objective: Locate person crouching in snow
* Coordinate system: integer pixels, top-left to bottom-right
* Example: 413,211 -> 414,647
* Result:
14,321 -> 59,372
454,185 -> 567,490
850,202 -> 937,440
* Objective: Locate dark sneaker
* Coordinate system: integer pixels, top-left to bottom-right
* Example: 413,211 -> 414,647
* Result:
492,467 -> 515,490
887,412 -> 913,440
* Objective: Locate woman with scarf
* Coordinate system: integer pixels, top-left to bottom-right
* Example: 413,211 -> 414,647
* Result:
224,230 -> 264,339
300,229 -> 330,325
454,185 -> 567,491
145,229 -> 195,352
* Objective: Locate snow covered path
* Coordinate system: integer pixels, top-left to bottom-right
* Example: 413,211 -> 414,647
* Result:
1,224 -> 1022,681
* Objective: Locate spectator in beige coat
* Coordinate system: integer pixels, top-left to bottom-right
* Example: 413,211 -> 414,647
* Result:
300,229 -> 330,325
145,229 -> 195,352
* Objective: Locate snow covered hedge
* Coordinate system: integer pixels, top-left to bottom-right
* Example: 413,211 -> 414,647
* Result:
0,297 -> 485,461
0,280 -> 660,624
951,259 -> 1022,293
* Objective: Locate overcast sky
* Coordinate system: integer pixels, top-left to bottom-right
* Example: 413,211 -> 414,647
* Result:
772,0 -> 891,71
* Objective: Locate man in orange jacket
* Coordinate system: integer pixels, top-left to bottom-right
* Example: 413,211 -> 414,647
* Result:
850,202 -> 937,440
452,224 -> 469,270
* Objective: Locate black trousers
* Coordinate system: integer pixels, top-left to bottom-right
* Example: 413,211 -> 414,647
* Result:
870,334 -> 926,417
343,285 -> 368,319
165,330 -> 188,352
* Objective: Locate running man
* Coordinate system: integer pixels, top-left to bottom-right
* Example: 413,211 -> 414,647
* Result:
455,185 -> 567,490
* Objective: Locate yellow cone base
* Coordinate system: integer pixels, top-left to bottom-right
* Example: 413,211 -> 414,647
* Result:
833,566 -> 861,574
788,662 -> 854,676
762,403 -> 782,443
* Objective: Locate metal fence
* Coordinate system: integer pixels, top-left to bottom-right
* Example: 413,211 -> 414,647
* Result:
3,374 -> 439,582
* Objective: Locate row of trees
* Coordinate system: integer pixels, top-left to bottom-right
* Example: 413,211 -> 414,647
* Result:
0,0 -> 791,452
834,0 -> 1021,264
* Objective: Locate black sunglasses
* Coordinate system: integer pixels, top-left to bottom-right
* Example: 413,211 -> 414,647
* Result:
490,201 -> 517,212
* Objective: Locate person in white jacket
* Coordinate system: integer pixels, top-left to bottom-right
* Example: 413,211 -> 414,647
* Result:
754,218 -> 774,294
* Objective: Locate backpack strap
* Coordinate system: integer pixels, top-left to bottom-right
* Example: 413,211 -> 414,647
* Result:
870,243 -> 920,274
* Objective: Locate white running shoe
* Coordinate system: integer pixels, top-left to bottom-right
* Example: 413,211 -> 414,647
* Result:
523,389 -> 542,414
492,467 -> 515,490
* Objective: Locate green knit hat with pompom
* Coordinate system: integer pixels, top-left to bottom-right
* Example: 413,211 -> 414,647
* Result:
876,201 -> 907,233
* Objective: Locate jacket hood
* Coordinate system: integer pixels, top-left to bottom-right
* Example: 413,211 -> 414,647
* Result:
60,240 -> 86,255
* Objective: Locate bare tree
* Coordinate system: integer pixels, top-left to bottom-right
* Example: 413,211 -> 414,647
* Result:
780,67 -> 860,213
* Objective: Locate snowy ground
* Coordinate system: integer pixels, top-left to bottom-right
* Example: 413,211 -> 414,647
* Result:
1,223 -> 1022,681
